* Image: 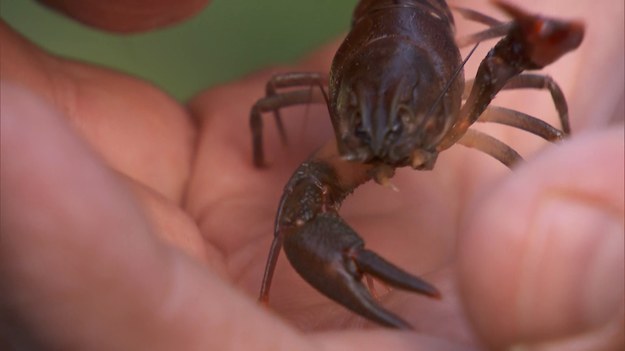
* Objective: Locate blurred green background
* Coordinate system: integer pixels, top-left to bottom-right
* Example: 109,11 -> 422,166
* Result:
1,0 -> 357,101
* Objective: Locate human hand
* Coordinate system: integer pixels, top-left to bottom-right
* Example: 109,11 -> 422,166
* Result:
1,1 -> 623,351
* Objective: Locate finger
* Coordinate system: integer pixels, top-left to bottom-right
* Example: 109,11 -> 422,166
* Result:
0,22 -> 195,203
184,41 -> 338,254
37,0 -> 211,33
314,330 -> 478,351
457,127 -> 624,350
0,83 -> 313,351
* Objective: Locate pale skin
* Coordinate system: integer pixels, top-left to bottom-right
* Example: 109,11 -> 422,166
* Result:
1,0 -> 623,350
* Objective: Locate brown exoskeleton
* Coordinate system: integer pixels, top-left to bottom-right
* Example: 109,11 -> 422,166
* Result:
250,0 -> 584,329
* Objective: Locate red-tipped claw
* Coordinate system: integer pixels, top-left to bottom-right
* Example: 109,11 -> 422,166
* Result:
493,0 -> 585,67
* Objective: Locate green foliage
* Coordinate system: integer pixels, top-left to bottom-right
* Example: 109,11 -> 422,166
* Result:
1,0 -> 357,100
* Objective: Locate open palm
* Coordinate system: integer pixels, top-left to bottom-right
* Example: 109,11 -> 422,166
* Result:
1,1 -> 622,350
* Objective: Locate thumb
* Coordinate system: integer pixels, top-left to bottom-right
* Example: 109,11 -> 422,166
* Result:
37,0 -> 211,33
457,127 -> 624,350
0,83 -> 308,351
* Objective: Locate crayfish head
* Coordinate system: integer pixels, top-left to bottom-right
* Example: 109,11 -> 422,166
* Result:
333,39 -> 456,168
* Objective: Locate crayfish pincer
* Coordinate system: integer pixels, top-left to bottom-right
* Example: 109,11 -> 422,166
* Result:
250,0 -> 584,329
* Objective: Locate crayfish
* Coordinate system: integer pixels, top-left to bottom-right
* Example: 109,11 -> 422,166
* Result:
250,0 -> 584,329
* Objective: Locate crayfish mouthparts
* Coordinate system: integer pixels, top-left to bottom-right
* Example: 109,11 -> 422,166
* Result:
370,164 -> 399,191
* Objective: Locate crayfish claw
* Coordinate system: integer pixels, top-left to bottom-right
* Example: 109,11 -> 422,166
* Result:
282,212 -> 438,329
337,277 -> 413,329
352,249 -> 441,299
